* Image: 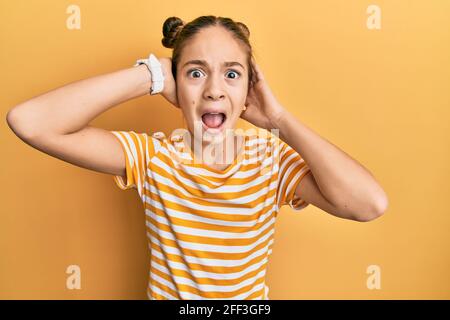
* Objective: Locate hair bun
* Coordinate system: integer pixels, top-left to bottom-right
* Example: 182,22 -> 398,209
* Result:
162,16 -> 185,48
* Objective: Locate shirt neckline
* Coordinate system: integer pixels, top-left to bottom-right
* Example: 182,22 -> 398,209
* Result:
186,133 -> 247,174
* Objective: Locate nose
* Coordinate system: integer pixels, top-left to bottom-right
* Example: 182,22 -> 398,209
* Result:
203,74 -> 225,101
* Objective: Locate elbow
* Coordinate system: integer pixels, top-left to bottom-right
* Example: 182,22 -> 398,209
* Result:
6,108 -> 16,129
351,192 -> 389,222
353,193 -> 389,223
6,108 -> 21,135
6,106 -> 41,142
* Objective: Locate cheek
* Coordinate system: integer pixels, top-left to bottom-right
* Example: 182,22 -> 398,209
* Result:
178,84 -> 200,104
233,91 -> 248,107
232,83 -> 248,97
180,100 -> 198,121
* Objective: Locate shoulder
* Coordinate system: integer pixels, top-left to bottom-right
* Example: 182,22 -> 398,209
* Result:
247,129 -> 282,151
111,130 -> 164,160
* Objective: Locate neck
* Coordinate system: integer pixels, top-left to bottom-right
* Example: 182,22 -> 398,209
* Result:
189,130 -> 244,166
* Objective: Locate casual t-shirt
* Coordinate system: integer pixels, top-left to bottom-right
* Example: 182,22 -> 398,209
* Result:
110,129 -> 311,300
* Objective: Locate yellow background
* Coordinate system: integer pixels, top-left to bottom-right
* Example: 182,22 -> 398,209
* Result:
1,0 -> 449,299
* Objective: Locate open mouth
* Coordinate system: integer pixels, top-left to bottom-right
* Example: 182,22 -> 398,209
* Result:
201,112 -> 227,130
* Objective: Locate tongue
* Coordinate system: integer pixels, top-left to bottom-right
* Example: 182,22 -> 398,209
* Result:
202,113 -> 225,128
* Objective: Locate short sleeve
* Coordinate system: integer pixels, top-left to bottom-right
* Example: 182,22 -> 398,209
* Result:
276,139 -> 311,211
110,130 -> 159,200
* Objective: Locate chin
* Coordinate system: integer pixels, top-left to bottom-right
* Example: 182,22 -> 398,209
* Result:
188,118 -> 236,145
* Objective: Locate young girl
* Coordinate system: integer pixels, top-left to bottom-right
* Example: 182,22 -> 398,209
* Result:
6,15 -> 388,300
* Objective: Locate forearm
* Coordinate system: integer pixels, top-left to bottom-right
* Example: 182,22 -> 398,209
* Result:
7,64 -> 152,137
271,109 -> 388,214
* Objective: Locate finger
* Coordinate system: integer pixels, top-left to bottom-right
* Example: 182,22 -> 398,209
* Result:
248,69 -> 255,87
251,56 -> 264,82
248,75 -> 255,90
250,57 -> 258,83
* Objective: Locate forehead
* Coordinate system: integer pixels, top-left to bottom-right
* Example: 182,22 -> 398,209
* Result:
180,26 -> 247,67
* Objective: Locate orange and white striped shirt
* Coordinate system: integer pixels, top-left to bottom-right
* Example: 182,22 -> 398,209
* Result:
110,129 -> 311,300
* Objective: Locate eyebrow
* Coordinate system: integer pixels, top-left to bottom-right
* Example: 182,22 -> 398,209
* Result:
182,59 -> 245,70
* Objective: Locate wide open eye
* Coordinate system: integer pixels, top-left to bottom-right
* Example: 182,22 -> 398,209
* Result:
187,69 -> 241,79
187,69 -> 204,78
226,70 -> 241,79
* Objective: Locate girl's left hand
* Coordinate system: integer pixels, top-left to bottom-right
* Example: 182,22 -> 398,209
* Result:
240,57 -> 286,130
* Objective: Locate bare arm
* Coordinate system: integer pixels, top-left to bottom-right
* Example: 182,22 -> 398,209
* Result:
272,110 -> 388,222
6,64 -> 152,177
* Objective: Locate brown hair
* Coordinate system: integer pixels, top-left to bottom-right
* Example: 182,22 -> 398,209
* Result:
161,15 -> 255,92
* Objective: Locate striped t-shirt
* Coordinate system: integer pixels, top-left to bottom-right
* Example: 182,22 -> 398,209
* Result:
110,129 -> 311,300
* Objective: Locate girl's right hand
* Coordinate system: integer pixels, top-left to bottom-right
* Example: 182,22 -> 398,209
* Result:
158,57 -> 180,109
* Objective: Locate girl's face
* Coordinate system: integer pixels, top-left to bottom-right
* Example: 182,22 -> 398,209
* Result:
176,26 -> 249,145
